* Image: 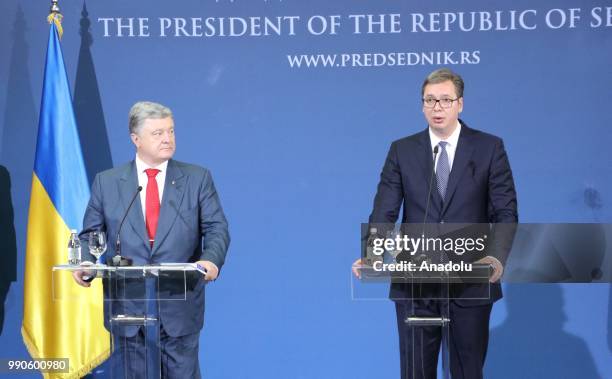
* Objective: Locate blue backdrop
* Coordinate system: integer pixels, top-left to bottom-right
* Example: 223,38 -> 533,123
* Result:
0,0 -> 611,378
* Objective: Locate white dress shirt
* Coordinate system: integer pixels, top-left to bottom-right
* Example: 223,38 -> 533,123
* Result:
429,121 -> 461,173
135,155 -> 168,220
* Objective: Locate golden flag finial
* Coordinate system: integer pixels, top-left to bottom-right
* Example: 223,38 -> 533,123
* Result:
47,0 -> 64,39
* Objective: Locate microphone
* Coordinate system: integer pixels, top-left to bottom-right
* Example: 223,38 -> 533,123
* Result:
414,145 -> 438,266
422,145 -> 439,228
109,186 -> 142,267
416,145 -> 438,280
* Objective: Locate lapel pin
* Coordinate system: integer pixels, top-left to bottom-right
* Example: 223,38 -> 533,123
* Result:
172,180 -> 175,185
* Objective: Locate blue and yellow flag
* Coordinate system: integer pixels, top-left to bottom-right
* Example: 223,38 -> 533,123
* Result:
21,19 -> 109,379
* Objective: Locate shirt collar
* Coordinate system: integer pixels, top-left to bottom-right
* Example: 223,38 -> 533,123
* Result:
429,121 -> 461,151
135,155 -> 168,174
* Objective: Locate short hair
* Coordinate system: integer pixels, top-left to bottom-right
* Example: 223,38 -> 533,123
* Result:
421,68 -> 464,99
128,101 -> 173,135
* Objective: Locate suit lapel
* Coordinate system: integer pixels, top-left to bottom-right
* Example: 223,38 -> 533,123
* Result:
416,129 -> 444,216
441,123 -> 475,215
152,160 -> 186,254
119,162 -> 149,250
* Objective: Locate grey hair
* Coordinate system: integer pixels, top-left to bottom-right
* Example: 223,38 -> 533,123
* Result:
128,101 -> 173,135
421,68 -> 464,99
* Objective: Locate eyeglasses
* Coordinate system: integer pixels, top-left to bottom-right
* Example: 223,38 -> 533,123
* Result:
422,97 -> 460,109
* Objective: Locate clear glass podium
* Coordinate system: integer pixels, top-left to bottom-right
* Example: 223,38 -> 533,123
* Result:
355,222 -> 513,378
53,264 -> 205,379
352,262 -> 492,379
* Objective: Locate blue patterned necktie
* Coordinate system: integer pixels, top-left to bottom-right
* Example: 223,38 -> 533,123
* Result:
436,141 -> 450,200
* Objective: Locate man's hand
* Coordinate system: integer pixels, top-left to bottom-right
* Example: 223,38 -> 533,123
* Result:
72,261 -> 96,287
196,260 -> 219,281
475,256 -> 504,283
352,258 -> 363,279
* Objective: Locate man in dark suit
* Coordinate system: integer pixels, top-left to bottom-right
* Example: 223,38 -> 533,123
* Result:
353,68 -> 518,379
73,101 -> 230,378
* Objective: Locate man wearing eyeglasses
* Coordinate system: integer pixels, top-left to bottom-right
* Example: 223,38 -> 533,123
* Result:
353,68 -> 518,378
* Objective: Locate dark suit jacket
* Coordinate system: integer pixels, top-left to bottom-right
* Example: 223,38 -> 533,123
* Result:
81,159 -> 230,336
369,121 -> 518,305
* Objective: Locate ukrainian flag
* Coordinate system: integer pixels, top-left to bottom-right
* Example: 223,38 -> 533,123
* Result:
21,18 -> 109,379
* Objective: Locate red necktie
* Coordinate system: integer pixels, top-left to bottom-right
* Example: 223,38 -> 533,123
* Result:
145,168 -> 161,247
